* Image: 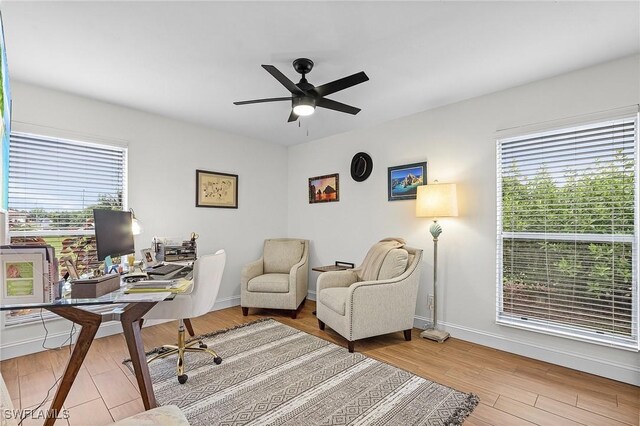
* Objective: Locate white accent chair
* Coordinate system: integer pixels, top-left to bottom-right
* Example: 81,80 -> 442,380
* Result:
241,239 -> 309,319
0,372 -> 189,425
316,246 -> 423,352
144,249 -> 226,384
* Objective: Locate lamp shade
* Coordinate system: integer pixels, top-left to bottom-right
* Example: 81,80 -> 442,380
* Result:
130,209 -> 143,235
416,183 -> 458,218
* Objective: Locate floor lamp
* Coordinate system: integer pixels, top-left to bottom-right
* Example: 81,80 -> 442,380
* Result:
415,183 -> 458,343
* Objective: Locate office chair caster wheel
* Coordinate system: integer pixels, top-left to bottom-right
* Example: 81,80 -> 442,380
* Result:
214,357 -> 222,365
199,343 -> 207,349
178,374 -> 188,384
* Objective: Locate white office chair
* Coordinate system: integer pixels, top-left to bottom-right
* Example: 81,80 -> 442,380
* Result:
144,249 -> 226,384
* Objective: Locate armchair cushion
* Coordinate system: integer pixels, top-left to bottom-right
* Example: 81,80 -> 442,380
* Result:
378,248 -> 409,280
320,287 -> 349,315
247,273 -> 290,293
111,405 -> 189,426
263,240 -> 305,274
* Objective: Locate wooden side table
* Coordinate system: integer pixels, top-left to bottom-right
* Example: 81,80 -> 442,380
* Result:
312,261 -> 355,273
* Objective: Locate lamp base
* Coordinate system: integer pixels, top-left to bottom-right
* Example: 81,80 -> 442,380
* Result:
420,328 -> 450,343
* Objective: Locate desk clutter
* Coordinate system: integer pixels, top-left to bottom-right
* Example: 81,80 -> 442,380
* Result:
152,234 -> 198,262
70,273 -> 120,298
125,278 -> 192,294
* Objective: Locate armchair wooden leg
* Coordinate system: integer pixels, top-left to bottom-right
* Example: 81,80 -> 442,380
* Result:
184,318 -> 195,337
347,341 -> 355,353
404,329 -> 412,341
242,307 -> 249,316
318,319 -> 325,330
290,309 -> 297,319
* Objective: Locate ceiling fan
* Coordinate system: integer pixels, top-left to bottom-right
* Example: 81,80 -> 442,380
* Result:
233,58 -> 369,123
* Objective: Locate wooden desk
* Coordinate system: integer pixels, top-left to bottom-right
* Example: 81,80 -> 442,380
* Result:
1,292 -> 174,425
46,303 -> 158,425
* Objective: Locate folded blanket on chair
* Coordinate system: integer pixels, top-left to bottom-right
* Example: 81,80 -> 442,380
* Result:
353,237 -> 406,281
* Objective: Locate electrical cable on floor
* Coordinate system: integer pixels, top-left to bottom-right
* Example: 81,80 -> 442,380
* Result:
17,310 -> 76,426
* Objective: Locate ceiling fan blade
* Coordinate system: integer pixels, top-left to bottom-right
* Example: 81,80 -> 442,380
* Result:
234,97 -> 292,105
314,71 -> 369,97
287,110 -> 298,122
317,98 -> 361,115
262,65 -> 305,95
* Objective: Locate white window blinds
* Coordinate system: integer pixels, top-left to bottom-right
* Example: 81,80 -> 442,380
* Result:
8,132 -> 127,235
497,113 -> 638,349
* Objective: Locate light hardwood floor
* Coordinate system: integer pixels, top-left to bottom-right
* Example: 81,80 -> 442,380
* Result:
1,301 -> 638,425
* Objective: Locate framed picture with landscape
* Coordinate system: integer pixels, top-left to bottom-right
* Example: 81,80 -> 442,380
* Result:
309,173 -> 339,204
196,169 -> 238,208
387,161 -> 427,201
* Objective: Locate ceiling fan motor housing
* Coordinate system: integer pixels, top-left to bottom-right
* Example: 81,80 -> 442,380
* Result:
293,58 -> 314,75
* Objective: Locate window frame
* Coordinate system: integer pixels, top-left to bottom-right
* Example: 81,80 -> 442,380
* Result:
496,108 -> 640,351
7,131 -> 129,239
4,131 -> 128,327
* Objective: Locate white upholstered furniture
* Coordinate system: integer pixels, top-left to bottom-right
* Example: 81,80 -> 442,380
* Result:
316,245 -> 423,352
0,372 -> 189,425
144,250 -> 226,384
241,239 -> 309,319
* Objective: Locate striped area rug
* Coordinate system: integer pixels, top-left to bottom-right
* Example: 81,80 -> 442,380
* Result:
130,319 -> 479,425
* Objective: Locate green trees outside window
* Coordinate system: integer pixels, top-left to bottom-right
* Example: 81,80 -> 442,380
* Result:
499,118 -> 636,343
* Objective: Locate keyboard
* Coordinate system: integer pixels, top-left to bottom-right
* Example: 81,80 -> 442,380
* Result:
147,264 -> 183,276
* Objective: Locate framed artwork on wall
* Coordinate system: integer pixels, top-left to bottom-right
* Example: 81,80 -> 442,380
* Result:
309,173 -> 339,204
196,169 -> 238,209
387,161 -> 427,201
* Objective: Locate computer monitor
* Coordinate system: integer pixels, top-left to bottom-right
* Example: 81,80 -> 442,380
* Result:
93,209 -> 135,261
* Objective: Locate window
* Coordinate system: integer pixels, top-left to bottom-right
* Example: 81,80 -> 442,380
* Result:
8,132 -> 127,277
497,111 -> 638,350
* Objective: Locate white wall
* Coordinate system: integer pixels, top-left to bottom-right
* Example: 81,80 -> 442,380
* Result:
287,55 -> 640,385
1,81 -> 288,358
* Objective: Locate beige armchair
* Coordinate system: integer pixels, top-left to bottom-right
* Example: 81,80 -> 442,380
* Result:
316,245 -> 423,352
241,238 -> 309,318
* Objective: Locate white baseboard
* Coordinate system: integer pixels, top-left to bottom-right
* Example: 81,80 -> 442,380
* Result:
0,295 -> 243,360
413,315 -> 639,386
7,295 -> 635,387
0,322 -> 126,360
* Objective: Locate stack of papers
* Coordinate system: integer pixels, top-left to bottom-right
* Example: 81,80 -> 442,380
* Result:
130,280 -> 174,290
125,278 -> 192,294
116,292 -> 172,302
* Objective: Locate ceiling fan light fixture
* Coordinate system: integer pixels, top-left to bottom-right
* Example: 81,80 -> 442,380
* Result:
292,97 -> 316,116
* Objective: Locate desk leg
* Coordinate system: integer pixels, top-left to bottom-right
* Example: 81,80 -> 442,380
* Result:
183,318 -> 195,337
120,302 -> 158,410
43,307 -> 102,426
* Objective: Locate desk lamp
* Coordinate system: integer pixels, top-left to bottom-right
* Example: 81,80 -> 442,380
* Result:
415,182 -> 458,343
130,208 -> 143,235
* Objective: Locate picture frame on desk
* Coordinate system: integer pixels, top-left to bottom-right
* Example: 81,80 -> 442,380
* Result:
62,256 -> 79,280
196,169 -> 238,209
0,252 -> 44,305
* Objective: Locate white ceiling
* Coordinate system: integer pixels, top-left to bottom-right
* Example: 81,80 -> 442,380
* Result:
2,1 -> 639,146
